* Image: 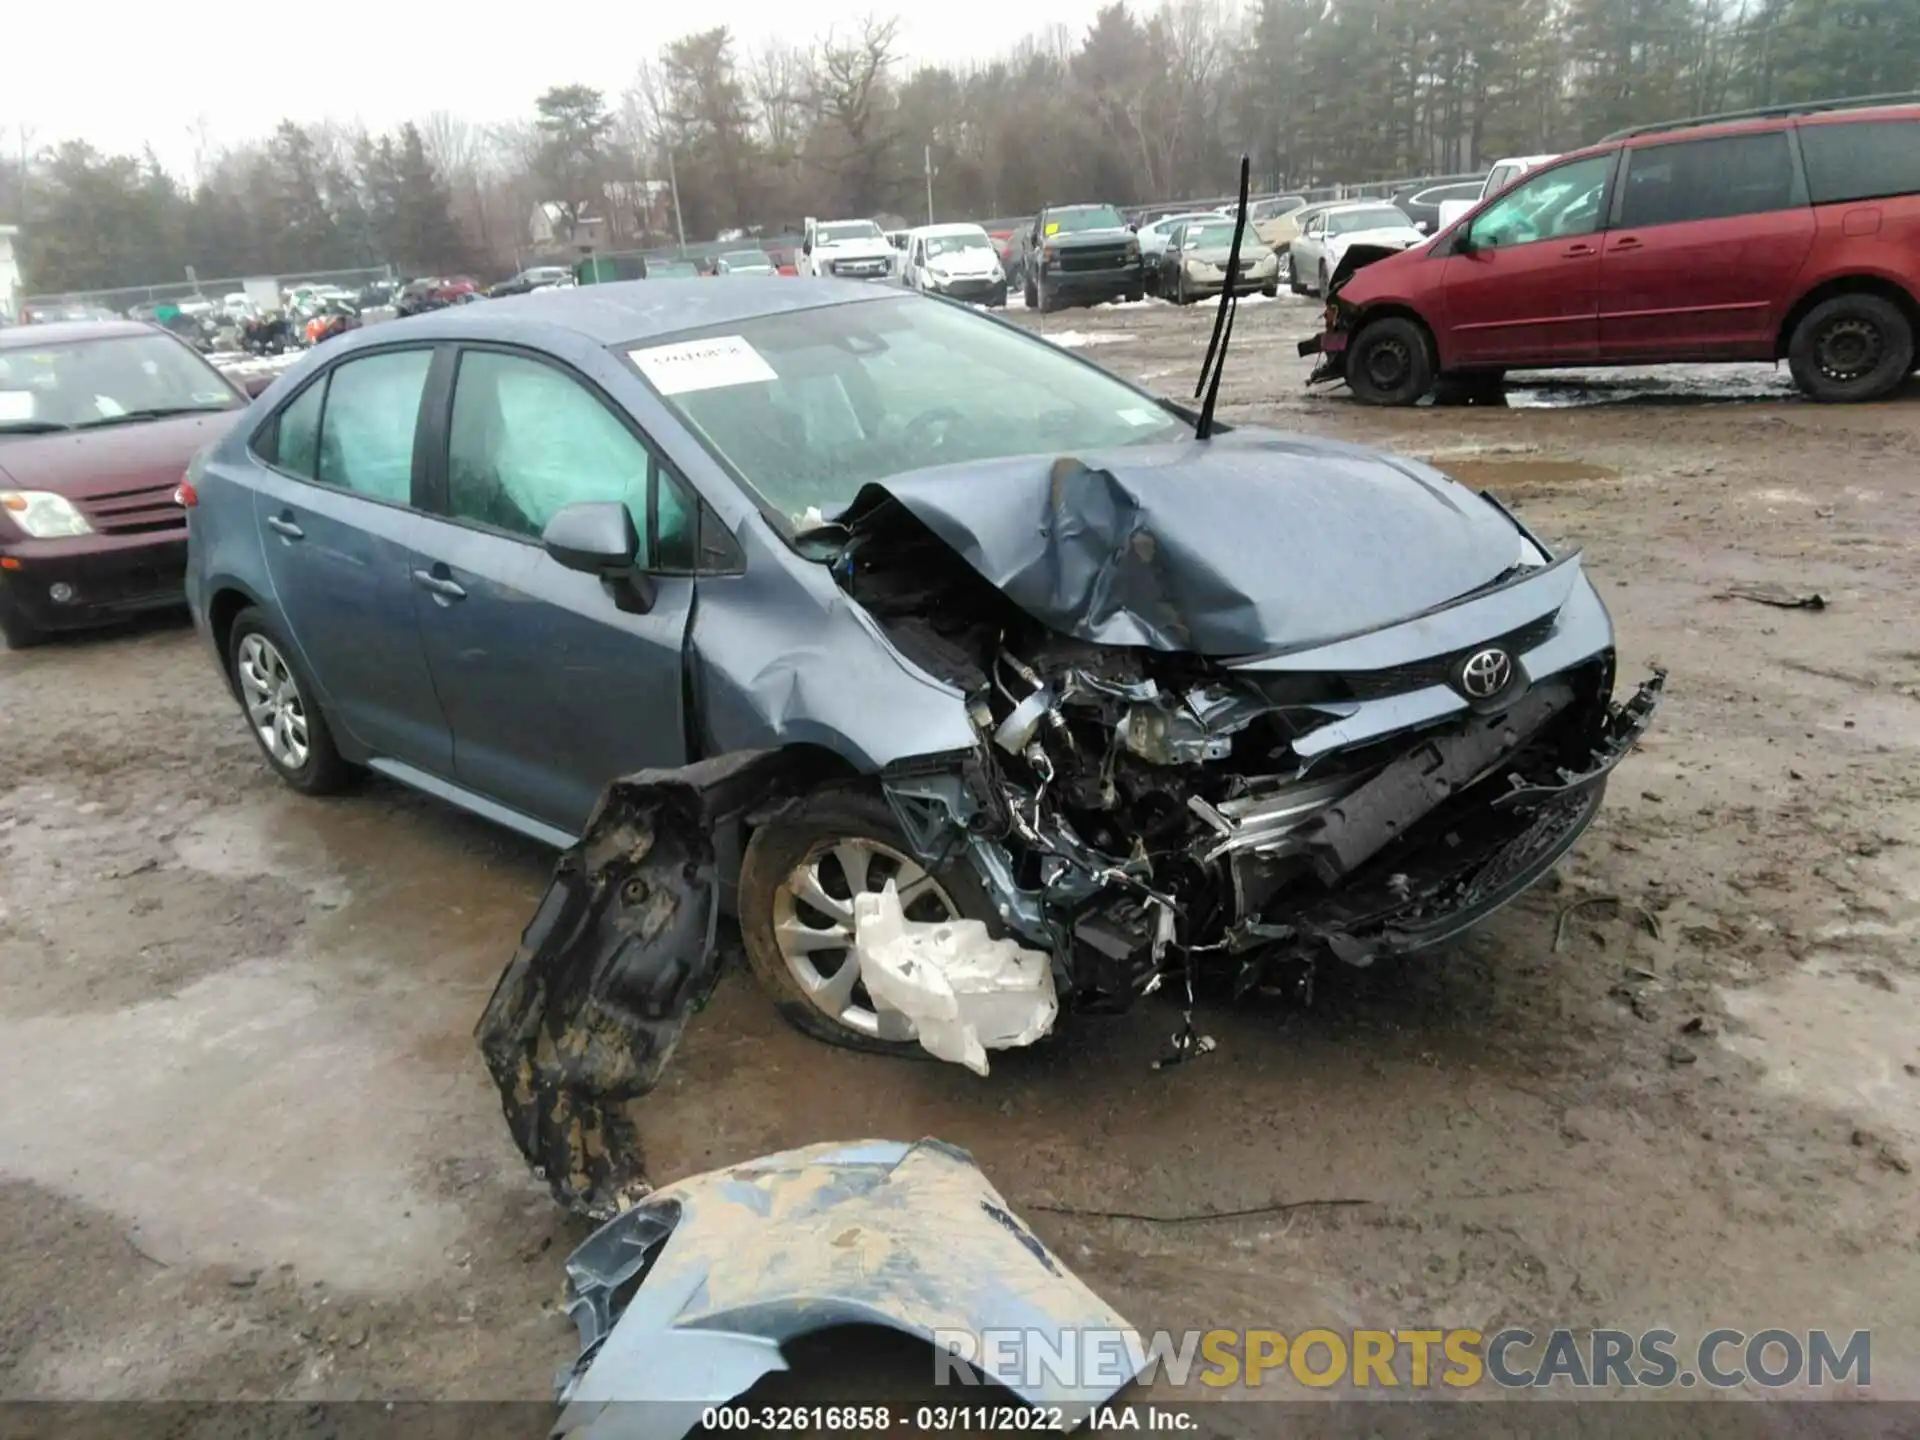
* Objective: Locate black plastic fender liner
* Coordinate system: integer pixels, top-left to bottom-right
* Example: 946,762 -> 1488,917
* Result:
475,749 -> 795,1218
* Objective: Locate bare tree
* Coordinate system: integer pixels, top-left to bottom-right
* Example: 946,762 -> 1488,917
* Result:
808,15 -> 902,213
750,40 -> 810,154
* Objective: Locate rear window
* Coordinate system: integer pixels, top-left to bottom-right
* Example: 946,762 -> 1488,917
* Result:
1800,119 -> 1920,205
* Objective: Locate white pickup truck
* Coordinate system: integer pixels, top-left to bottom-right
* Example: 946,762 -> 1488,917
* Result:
798,216 -> 896,280
1434,154 -> 1560,233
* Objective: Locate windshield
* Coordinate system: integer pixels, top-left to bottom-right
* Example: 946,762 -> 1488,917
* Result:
1048,206 -> 1127,234
819,221 -> 882,243
1250,197 -> 1304,220
650,262 -> 698,279
0,332 -> 240,432
631,294 -> 1188,529
721,250 -> 772,267
925,232 -> 992,258
1329,207 -> 1410,235
1188,222 -> 1244,249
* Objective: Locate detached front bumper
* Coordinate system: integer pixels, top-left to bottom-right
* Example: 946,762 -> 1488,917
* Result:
0,530 -> 189,633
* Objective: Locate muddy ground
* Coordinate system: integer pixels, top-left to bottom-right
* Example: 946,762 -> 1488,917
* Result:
3,294 -> 1917,1424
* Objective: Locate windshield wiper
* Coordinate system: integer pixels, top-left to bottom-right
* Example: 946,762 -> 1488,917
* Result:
1193,154 -> 1251,441
75,405 -> 231,429
0,420 -> 74,434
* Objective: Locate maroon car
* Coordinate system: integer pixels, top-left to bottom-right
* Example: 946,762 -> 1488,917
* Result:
0,321 -> 249,648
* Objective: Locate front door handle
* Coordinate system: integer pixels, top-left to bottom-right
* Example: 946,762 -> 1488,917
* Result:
411,568 -> 467,603
1563,243 -> 1597,258
265,513 -> 303,541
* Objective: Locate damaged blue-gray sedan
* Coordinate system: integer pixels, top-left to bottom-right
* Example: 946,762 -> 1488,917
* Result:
183,279 -> 1662,1213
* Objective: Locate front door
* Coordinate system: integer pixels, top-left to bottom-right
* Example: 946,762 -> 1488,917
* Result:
1437,151 -> 1617,368
1598,129 -> 1815,361
245,346 -> 452,771
407,346 -> 696,833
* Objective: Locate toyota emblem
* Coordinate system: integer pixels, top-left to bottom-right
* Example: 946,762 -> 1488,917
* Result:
1459,647 -> 1514,700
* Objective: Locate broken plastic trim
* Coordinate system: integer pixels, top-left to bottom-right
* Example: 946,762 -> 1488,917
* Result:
553,1139 -> 1145,1440
475,749 -> 796,1218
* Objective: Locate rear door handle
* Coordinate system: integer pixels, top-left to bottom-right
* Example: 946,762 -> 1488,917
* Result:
1610,237 -> 1643,252
1563,243 -> 1597,258
265,513 -> 304,541
411,567 -> 467,603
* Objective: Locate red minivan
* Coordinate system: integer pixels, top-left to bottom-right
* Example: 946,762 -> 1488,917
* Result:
1304,99 -> 1920,404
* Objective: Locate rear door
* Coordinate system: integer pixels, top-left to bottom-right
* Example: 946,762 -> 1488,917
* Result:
247,346 -> 451,770
1796,114 -> 1920,290
1597,128 -> 1814,360
1436,150 -> 1617,367
405,345 -> 704,834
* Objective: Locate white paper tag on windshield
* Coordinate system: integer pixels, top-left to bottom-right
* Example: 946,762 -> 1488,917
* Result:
1119,407 -> 1164,426
0,391 -> 34,422
631,336 -> 776,395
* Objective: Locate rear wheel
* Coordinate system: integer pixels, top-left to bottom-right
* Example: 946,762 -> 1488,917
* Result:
1317,262 -> 1330,298
740,787 -> 1000,1055
226,608 -> 355,795
1787,294 -> 1914,402
1346,316 -> 1434,407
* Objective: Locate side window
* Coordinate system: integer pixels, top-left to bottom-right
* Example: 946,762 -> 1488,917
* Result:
1485,164 -> 1519,196
445,349 -> 652,551
1801,120 -> 1920,205
261,377 -> 325,479
1468,153 -> 1614,250
315,349 -> 431,503
1619,132 -> 1798,228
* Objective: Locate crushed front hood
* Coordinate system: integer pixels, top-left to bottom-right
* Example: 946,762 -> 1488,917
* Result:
843,432 -> 1522,655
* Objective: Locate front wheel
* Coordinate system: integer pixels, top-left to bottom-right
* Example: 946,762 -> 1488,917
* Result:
739,787 -> 1000,1054
1346,316 -> 1435,406
1787,294 -> 1914,402
1317,262 -> 1330,298
1261,281 -> 1278,298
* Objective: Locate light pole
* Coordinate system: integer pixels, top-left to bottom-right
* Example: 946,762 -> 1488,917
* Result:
924,144 -> 935,225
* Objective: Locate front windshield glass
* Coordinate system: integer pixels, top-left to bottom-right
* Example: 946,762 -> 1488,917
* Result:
925,232 -> 992,258
1048,206 -> 1127,234
1329,207 -> 1410,235
1188,222 -> 1243,248
631,294 -> 1188,529
819,221 -> 882,242
0,333 -> 240,431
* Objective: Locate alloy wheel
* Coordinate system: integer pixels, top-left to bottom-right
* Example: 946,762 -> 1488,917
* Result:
771,837 -> 960,1038
236,633 -> 311,771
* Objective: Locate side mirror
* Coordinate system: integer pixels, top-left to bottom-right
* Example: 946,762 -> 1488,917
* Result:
241,373 -> 275,398
1455,228 -> 1478,255
543,501 -> 656,613
1415,219 -> 1431,233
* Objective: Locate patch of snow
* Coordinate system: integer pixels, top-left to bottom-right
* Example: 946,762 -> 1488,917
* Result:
1041,330 -> 1134,349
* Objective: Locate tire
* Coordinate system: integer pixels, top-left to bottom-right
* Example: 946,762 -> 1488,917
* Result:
1346,316 -> 1435,406
1173,272 -> 1190,306
1787,293 -> 1914,403
0,595 -> 45,650
1261,281 -> 1278,298
1125,286 -> 1144,304
1023,276 -> 1037,309
739,785 -> 1001,1055
226,607 -> 354,795
1317,262 -> 1330,299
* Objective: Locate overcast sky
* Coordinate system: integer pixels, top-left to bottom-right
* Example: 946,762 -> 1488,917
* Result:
6,2 -> 1113,178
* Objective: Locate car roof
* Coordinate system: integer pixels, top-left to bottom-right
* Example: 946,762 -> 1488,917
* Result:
327,278 -> 894,350
0,319 -> 156,349
1318,199 -> 1408,213
909,222 -> 990,237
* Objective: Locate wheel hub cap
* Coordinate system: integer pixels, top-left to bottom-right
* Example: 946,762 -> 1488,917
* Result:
1367,339 -> 1410,387
771,838 -> 959,1038
236,633 -> 310,769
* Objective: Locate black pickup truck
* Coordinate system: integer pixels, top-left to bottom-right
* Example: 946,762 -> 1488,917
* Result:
1018,203 -> 1144,312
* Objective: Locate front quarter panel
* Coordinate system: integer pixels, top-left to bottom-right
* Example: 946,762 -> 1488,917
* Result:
688,521 -> 978,771
185,425 -> 275,664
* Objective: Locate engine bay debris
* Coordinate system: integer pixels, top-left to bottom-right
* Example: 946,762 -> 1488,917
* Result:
853,881 -> 1058,1074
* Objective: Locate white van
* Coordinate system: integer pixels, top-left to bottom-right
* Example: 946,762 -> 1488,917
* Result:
1434,154 -> 1560,232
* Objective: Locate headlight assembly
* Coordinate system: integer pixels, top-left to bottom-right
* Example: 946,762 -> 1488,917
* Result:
1,490 -> 93,538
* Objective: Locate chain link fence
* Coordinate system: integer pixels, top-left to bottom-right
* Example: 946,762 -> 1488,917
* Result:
23,265 -> 395,315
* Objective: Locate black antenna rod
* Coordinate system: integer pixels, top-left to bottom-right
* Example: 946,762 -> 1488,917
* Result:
1194,154 -> 1250,440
